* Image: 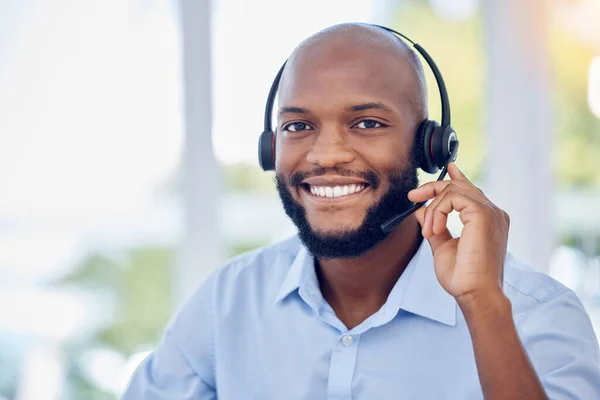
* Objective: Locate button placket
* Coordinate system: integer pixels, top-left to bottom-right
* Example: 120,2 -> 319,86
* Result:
327,334 -> 360,400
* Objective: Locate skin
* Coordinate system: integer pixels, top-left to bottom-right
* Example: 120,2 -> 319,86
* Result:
275,23 -> 547,399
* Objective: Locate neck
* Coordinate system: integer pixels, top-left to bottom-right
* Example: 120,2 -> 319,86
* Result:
316,215 -> 423,330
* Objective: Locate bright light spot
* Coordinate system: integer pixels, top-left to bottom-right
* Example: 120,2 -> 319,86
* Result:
0,231 -> 80,282
0,287 -> 110,341
589,56 -> 600,118
549,246 -> 585,291
16,341 -> 65,400
430,0 -> 479,21
81,347 -> 126,395
0,0 -> 183,218
120,349 -> 153,395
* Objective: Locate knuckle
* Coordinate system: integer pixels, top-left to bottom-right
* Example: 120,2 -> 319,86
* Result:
445,182 -> 458,192
477,203 -> 495,217
502,210 -> 511,226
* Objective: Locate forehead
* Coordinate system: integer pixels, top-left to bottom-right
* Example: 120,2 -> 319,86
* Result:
278,39 -> 417,112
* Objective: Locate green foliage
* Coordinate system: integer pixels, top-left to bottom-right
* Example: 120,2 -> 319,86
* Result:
61,247 -> 174,356
59,254 -> 123,289
224,162 -> 277,193
230,241 -> 269,257
64,362 -> 115,400
59,246 -> 174,399
94,247 -> 173,355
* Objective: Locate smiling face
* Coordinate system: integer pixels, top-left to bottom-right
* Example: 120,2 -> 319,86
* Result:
274,24 -> 427,258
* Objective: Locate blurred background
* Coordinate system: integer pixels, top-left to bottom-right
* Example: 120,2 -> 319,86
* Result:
0,0 -> 599,398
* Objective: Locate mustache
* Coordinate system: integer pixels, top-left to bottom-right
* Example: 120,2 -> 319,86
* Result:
288,167 -> 380,190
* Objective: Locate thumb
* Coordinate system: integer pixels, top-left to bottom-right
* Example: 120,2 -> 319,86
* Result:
414,205 -> 426,227
413,205 -> 453,254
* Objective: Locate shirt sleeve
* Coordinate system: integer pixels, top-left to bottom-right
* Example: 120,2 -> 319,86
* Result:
122,272 -> 217,400
517,289 -> 600,399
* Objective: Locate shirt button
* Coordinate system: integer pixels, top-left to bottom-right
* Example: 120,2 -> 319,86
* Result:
342,335 -> 353,346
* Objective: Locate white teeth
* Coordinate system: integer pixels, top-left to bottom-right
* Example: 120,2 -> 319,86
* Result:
308,184 -> 367,198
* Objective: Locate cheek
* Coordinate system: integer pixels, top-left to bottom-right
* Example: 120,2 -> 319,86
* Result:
274,137 -> 301,172
355,136 -> 413,175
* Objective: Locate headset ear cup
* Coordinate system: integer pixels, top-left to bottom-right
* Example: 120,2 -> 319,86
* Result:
441,125 -> 458,164
431,125 -> 457,168
431,125 -> 447,168
418,120 -> 439,174
258,130 -> 275,171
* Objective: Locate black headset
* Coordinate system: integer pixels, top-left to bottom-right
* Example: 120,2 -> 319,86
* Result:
258,24 -> 459,234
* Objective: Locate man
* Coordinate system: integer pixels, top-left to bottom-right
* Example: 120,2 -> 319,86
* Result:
123,23 -> 600,399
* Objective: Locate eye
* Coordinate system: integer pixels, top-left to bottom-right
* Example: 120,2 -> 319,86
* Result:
353,119 -> 387,129
282,122 -> 313,132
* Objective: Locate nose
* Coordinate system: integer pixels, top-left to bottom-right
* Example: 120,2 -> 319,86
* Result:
305,124 -> 355,168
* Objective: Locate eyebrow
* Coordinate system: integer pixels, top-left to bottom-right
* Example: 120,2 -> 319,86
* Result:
347,102 -> 394,114
278,106 -> 310,117
277,102 -> 395,118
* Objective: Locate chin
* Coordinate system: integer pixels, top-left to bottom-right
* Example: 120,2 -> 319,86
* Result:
308,221 -> 363,237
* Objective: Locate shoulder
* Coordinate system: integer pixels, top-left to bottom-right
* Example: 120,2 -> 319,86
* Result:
178,235 -> 303,318
502,252 -> 599,347
502,251 -> 597,348
502,252 -> 573,322
502,254 -> 600,395
211,235 -> 302,294
165,236 -> 303,357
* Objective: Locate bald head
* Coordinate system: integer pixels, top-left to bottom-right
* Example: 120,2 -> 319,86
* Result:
279,23 -> 428,124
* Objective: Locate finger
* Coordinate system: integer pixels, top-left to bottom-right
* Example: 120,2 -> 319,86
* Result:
447,162 -> 467,181
423,186 -> 478,237
408,180 -> 485,203
430,190 -> 455,236
429,189 -> 485,232
409,179 -> 481,207
426,226 -> 453,254
414,203 -> 453,253
423,183 -> 464,236
409,180 -> 464,202
414,204 -> 426,227
447,163 -> 487,196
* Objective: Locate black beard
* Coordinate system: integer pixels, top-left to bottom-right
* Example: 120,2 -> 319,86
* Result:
275,165 -> 419,259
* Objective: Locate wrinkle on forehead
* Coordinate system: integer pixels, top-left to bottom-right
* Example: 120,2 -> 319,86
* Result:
279,23 -> 428,122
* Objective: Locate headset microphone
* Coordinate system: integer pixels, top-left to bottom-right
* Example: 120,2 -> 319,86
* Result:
258,24 -> 459,234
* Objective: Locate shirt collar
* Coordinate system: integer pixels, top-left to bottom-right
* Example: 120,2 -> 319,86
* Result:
274,244 -> 310,304
274,236 -> 456,327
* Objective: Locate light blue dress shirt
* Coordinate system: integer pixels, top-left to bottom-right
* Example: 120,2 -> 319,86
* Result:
123,236 -> 600,399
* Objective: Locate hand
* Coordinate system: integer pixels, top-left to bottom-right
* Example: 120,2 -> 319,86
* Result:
407,163 -> 510,306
